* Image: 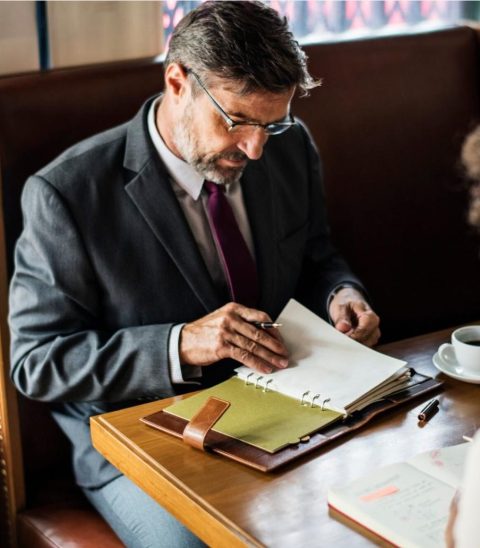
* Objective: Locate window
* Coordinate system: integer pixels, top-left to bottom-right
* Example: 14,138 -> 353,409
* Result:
163,0 -> 463,46
0,0 -> 471,76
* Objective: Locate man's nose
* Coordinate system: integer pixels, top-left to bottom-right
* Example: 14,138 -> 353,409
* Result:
236,128 -> 269,160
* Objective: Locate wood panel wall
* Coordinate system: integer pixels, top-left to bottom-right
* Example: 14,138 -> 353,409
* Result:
0,1 -> 39,76
47,1 -> 164,68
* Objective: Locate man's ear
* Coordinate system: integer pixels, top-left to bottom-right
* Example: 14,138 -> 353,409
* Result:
163,63 -> 189,102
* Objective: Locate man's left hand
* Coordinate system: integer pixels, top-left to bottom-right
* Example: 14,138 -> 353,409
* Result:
329,287 -> 381,347
445,491 -> 459,548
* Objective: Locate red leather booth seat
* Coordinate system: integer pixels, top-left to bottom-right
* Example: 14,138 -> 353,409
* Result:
17,506 -> 121,548
0,25 -> 479,547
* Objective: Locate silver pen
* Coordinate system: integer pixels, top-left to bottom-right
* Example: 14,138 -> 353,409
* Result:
252,321 -> 282,329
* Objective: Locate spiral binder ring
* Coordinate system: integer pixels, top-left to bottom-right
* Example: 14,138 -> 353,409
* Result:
243,375 -> 330,407
321,397 -> 331,411
255,376 -> 264,389
263,379 -> 273,393
244,374 -> 274,393
301,391 -> 310,405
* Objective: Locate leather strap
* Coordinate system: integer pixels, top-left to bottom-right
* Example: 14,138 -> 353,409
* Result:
182,397 -> 231,451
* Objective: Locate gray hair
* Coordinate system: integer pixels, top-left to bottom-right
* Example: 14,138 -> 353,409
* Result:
165,1 -> 319,96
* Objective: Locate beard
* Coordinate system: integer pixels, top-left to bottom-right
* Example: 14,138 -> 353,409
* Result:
172,107 -> 248,186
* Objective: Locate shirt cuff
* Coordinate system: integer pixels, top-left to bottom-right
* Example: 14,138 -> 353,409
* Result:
168,323 -> 202,384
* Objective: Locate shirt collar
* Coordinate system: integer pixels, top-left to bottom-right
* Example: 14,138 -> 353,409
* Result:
147,96 -> 204,200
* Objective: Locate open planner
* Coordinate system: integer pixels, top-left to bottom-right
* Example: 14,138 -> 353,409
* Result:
141,299 -> 442,471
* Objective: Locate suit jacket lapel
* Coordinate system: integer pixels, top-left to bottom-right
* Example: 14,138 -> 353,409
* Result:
123,99 -> 222,312
242,159 -> 278,314
123,98 -> 279,314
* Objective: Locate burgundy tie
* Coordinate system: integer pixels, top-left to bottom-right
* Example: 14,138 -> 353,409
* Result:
204,181 -> 259,307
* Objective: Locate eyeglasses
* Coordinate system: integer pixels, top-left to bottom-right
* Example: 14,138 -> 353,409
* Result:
186,69 -> 296,136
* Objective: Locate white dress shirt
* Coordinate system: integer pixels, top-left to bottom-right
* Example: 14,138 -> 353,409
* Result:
147,96 -> 255,383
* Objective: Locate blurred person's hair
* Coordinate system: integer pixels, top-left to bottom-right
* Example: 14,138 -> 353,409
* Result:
461,126 -> 480,229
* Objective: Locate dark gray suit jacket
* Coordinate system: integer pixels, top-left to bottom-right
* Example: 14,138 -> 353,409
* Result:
8,97 -> 363,488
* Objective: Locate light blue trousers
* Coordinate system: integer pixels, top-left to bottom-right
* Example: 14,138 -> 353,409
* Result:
83,475 -> 206,548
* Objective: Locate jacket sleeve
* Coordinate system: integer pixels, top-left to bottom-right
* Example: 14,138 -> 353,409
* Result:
9,176 -> 175,403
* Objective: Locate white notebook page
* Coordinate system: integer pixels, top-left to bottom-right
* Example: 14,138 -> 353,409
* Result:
236,299 -> 407,413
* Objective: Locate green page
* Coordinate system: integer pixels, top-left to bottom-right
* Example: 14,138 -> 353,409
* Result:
165,377 -> 342,453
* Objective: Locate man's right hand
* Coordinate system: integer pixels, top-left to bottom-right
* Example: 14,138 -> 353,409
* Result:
179,302 -> 289,374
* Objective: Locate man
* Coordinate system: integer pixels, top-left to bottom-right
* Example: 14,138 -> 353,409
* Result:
9,1 -> 380,546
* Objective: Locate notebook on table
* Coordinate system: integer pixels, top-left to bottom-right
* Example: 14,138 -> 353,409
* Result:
141,299 -> 442,471
327,442 -> 469,547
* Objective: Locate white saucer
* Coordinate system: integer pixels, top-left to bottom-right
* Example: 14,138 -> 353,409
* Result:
432,352 -> 480,384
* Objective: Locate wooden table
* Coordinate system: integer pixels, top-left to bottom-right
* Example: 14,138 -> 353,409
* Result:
91,326 -> 480,547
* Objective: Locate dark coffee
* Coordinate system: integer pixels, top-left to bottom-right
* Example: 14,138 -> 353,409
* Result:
466,340 -> 480,347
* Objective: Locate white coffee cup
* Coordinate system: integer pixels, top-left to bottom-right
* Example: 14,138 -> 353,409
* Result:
439,326 -> 480,375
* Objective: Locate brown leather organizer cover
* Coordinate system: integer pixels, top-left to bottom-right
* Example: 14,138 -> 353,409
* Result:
140,372 -> 442,472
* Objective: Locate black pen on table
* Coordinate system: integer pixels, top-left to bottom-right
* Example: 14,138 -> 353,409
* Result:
418,398 -> 439,422
252,321 -> 282,329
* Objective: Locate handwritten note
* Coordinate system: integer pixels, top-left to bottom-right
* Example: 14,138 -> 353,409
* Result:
349,464 -> 455,547
328,443 -> 470,548
361,485 -> 399,502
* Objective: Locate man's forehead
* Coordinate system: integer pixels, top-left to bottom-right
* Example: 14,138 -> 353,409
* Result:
207,76 -> 295,112
208,74 -> 294,98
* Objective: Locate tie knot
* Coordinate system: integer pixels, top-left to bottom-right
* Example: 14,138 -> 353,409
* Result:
204,180 -> 224,195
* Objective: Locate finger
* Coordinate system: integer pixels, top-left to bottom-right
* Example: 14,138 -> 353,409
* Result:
248,325 -> 285,345
349,326 -> 373,343
369,328 -> 381,346
335,319 -> 352,334
233,317 -> 289,357
445,493 -> 459,548
331,303 -> 353,329
348,307 -> 379,337
349,300 -> 371,318
356,310 -> 379,331
231,303 -> 273,325
226,330 -> 289,369
350,326 -> 381,347
228,343 -> 279,374
225,303 -> 286,344
361,328 -> 381,347
265,326 -> 285,343
350,299 -> 370,314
